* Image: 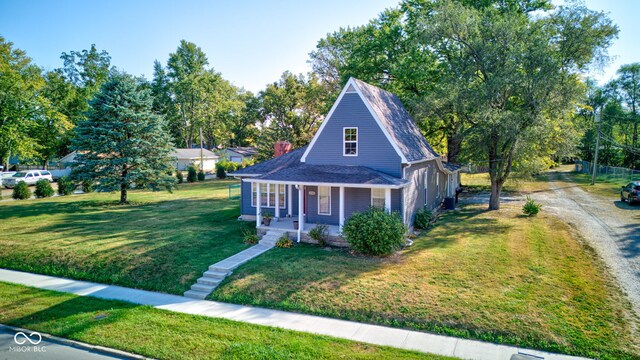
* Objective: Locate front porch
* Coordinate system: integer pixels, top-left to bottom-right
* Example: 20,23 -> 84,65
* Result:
256,216 -> 347,247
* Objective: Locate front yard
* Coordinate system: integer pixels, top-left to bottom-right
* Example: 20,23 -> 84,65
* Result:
0,180 -> 252,294
0,172 -> 638,358
211,202 -> 639,358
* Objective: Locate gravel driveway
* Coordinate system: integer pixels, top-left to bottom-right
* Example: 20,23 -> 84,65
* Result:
530,171 -> 640,316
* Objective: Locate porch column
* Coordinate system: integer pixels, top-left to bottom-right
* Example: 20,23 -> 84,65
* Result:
297,185 -> 304,242
287,184 -> 293,217
274,184 -> 280,220
384,188 -> 391,213
339,186 -> 345,229
256,182 -> 261,227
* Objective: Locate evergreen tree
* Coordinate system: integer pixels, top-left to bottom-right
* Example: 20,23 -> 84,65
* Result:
72,72 -> 176,204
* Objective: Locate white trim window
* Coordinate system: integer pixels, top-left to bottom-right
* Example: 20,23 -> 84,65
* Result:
371,188 -> 385,208
252,183 -> 283,208
343,127 -> 358,156
279,184 -> 285,208
318,186 -> 331,215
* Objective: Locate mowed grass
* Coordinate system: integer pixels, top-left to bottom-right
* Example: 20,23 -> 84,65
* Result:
0,180 -> 253,294
0,282 -> 443,360
211,203 -> 639,358
551,164 -> 635,199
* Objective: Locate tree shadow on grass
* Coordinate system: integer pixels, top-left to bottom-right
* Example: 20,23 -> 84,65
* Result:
0,197 -> 253,295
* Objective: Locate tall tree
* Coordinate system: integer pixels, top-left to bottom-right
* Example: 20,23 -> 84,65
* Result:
0,36 -> 46,169
166,40 -> 209,147
72,73 -> 176,204
418,0 -> 617,209
609,63 -> 640,168
257,72 -> 329,158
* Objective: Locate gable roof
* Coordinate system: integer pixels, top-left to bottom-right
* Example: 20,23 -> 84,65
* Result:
226,147 -> 258,157
171,148 -> 219,160
229,146 -> 307,177
301,77 -> 439,164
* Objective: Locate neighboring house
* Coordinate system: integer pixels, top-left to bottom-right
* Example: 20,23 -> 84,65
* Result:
171,148 -> 219,172
224,147 -> 258,163
231,78 -> 461,243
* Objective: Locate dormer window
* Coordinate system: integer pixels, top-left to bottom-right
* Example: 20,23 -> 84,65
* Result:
343,127 -> 358,156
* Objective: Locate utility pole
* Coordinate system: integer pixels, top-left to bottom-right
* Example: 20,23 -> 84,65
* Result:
591,111 -> 601,185
199,127 -> 204,172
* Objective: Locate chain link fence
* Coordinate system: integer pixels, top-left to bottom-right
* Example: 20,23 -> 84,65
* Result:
575,160 -> 640,181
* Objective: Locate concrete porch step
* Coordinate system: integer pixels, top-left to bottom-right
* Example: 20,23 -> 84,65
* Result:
197,277 -> 222,286
190,283 -> 216,293
183,289 -> 209,299
202,270 -> 229,279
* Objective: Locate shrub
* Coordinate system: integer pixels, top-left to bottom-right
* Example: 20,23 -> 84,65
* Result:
522,196 -> 542,216
34,179 -> 54,198
197,170 -> 205,181
216,163 -> 227,179
243,229 -> 259,245
176,170 -> 184,184
342,207 -> 406,256
57,176 -> 75,196
239,158 -> 255,169
414,209 -> 435,230
12,182 -> 31,200
187,166 -> 197,183
308,223 -> 329,247
81,180 -> 94,193
276,234 -> 293,248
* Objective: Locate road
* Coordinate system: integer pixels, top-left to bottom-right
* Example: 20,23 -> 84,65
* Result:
531,171 -> 640,317
0,327 -> 130,360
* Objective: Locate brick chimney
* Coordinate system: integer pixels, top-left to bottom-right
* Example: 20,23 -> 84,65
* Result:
274,141 -> 292,157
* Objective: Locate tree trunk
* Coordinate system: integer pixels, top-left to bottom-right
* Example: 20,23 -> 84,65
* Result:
120,169 -> 128,204
489,179 -> 503,210
42,160 -> 48,170
447,133 -> 462,163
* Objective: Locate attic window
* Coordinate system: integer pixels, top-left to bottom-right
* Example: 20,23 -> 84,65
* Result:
345,84 -> 356,93
343,127 -> 358,156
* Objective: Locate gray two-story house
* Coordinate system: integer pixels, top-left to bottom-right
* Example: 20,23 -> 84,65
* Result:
231,78 -> 461,243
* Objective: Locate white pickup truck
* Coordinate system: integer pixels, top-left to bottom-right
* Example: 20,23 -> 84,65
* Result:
3,170 -> 53,188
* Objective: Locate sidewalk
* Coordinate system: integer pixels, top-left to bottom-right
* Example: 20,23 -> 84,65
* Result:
0,269 -> 587,360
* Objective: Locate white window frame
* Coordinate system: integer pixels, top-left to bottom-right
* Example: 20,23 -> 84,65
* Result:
343,127 -> 358,157
317,186 -> 331,215
252,183 -> 284,208
278,184 -> 285,208
371,188 -> 385,208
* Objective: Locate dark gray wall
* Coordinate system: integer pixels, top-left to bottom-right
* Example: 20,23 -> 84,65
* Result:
304,93 -> 402,178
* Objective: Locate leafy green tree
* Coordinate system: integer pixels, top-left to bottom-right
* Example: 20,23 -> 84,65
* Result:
417,0 -> 617,209
0,36 -> 45,169
72,72 -> 176,204
257,72 -> 329,158
609,63 -> 640,168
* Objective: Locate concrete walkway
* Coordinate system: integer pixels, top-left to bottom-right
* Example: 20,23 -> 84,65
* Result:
0,269 -> 587,360
184,229 -> 284,299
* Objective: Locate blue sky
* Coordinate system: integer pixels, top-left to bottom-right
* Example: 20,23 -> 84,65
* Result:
0,0 -> 636,93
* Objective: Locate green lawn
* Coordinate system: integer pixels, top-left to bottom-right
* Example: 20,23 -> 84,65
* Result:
551,164 -> 634,199
0,180 -> 253,294
0,282 -> 443,360
211,203 -> 639,359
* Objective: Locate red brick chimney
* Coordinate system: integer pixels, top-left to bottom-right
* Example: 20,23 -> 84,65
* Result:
274,141 -> 292,157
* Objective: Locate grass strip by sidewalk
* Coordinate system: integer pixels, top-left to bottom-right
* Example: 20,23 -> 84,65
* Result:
0,281 -> 448,360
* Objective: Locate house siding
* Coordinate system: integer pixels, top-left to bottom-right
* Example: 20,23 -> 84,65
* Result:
305,186 -> 340,225
403,160 -> 448,226
304,93 -> 402,178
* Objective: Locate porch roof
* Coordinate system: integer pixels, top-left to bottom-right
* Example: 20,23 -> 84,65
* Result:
244,164 -> 408,189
